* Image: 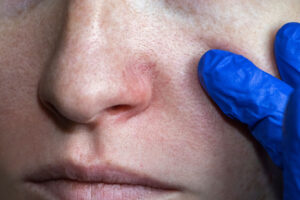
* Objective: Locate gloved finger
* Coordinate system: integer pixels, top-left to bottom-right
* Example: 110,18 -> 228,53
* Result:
198,49 -> 293,167
283,89 -> 300,200
275,22 -> 300,88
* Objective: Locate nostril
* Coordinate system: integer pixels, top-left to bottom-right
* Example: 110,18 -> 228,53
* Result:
47,102 -> 60,116
108,105 -> 133,115
41,99 -> 63,119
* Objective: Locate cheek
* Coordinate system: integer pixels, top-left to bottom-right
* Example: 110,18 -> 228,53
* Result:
124,21 -> 262,192
111,40 -> 253,192
129,83 -> 255,195
0,0 -> 65,173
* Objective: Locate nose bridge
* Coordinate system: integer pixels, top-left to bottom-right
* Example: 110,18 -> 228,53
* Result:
60,0 -> 106,57
38,0 -> 154,125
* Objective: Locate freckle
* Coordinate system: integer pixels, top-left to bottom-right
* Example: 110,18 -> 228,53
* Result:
2,0 -> 40,17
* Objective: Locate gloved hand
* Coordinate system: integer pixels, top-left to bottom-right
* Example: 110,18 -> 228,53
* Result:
198,22 -> 300,200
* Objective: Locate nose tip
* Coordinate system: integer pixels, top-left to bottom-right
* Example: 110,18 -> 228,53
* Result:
38,59 -> 155,125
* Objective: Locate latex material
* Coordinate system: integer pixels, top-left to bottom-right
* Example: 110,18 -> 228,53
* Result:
283,89 -> 300,200
275,23 -> 300,87
198,49 -> 293,167
198,22 -> 300,200
276,22 -> 300,200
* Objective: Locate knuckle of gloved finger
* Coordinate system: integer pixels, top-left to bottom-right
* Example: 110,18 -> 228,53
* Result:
277,22 -> 300,39
275,22 -> 300,87
276,22 -> 300,50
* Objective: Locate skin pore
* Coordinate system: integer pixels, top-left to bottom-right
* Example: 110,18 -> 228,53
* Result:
0,0 -> 299,199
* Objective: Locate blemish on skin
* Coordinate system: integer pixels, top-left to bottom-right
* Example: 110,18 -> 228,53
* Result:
163,0 -> 199,16
123,54 -> 159,90
0,0 -> 43,18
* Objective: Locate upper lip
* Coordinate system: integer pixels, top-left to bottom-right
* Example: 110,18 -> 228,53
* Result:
23,161 -> 179,191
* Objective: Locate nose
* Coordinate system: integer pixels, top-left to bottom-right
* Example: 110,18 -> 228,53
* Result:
38,1 -> 154,124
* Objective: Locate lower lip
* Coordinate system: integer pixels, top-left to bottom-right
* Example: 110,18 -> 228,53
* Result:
25,180 -> 171,200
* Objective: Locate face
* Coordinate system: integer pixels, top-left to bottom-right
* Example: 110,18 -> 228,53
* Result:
0,0 -> 299,199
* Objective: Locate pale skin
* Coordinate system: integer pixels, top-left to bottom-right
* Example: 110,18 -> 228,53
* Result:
0,0 -> 299,199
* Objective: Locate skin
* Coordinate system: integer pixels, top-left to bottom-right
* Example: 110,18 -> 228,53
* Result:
0,0 -> 299,199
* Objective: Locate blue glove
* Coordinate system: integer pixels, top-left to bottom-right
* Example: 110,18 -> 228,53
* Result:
198,22 -> 300,200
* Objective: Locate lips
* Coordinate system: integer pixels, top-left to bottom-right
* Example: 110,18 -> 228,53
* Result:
23,162 -> 179,200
